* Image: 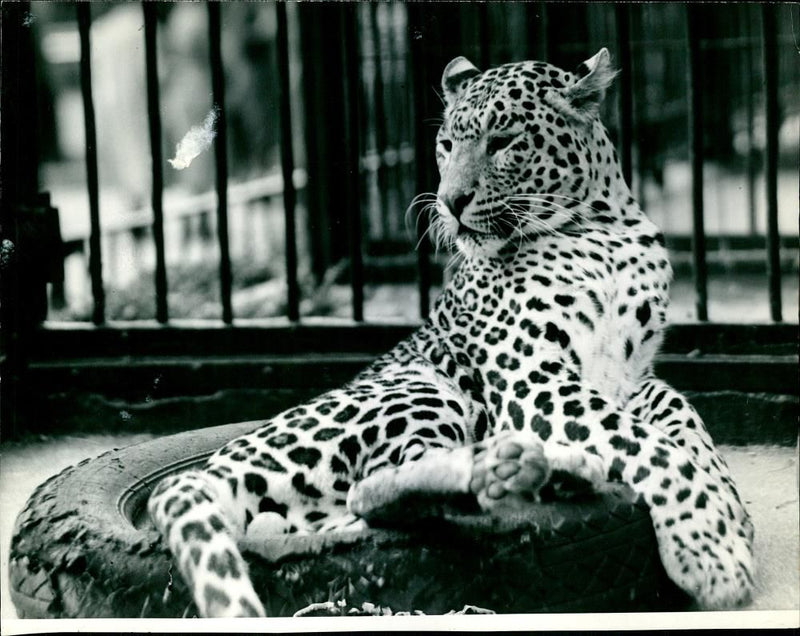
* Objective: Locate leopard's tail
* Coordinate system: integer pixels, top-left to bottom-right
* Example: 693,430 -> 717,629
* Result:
148,470 -> 266,617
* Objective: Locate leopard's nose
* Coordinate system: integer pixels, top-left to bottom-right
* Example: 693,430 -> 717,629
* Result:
444,192 -> 475,219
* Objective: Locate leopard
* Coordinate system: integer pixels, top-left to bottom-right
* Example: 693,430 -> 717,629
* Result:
148,48 -> 755,617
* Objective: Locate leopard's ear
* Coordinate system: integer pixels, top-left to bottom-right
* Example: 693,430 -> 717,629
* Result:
442,57 -> 480,106
564,48 -> 617,120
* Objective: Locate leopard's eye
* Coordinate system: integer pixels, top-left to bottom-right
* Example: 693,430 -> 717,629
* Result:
439,138 -> 453,152
487,134 -> 516,155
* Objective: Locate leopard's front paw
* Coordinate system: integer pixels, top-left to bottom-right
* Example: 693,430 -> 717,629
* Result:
653,499 -> 755,609
470,434 -> 551,512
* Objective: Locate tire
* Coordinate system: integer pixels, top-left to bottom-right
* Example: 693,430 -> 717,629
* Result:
8,421 -> 690,618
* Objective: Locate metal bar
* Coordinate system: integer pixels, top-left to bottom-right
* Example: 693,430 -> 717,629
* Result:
275,2 -> 300,322
30,322 -> 800,360
384,4 -> 406,239
370,4 -> 390,240
407,3 -> 432,319
296,6 -> 327,284
207,3 -> 233,324
477,3 -> 490,68
664,234 -> 796,252
143,3 -> 168,324
685,5 -> 708,322
76,4 -> 105,325
390,4 -> 415,222
614,4 -> 633,188
744,8 -> 758,236
761,4 -> 782,322
1,0 -> 37,436
342,6 -> 364,322
28,354 -> 800,407
540,3 -> 552,61
524,5 -> 538,59
614,4 -> 633,187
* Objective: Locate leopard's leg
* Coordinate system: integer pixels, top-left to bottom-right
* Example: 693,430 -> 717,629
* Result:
148,470 -> 265,617
351,383 -> 754,609
149,354 -> 481,616
626,378 -> 750,526
344,366 -> 487,522
349,430 -> 575,519
521,384 -> 755,609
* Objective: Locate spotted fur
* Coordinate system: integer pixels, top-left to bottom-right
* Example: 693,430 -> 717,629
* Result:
149,49 -> 754,617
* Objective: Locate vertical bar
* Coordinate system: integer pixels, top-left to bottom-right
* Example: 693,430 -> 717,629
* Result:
207,3 -> 233,324
540,3 -> 551,62
275,2 -> 300,322
76,3 -> 105,325
342,6 -> 364,322
477,3 -> 491,68
744,16 -> 758,236
356,6 -> 372,234
392,4 -> 414,217
526,3 -> 549,61
143,3 -> 168,324
614,4 -> 633,187
385,4 -> 405,238
761,4 -> 782,322
370,4 -> 390,239
360,4 -> 378,240
297,5 -> 327,284
2,1 -> 37,436
407,3 -> 432,319
685,6 -> 708,322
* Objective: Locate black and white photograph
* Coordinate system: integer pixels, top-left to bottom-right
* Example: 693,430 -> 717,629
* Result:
1,1 -> 798,631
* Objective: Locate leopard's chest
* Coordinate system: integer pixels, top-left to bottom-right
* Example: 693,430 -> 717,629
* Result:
431,240 -> 652,404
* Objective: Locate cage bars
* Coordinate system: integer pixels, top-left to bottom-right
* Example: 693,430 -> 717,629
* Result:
369,4 -> 391,241
614,4 -> 633,187
685,6 -> 709,322
296,8 -> 327,288
761,4 -> 782,322
207,3 -> 234,325
66,3 -> 788,328
532,3 -> 550,61
477,3 -> 491,68
342,6 -> 365,322
406,3 -> 437,319
143,4 -> 168,324
744,18 -> 758,237
76,4 -> 105,326
275,2 -> 300,322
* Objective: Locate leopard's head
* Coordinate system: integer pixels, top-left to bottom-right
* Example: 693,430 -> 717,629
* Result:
433,49 -> 618,257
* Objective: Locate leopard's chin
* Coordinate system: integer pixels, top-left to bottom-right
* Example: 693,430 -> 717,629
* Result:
455,231 -> 507,259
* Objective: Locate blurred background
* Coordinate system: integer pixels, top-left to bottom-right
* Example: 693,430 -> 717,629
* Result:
15,2 -> 800,324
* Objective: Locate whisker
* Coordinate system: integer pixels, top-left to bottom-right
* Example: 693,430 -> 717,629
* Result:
510,193 -> 612,217
404,192 -> 440,242
414,221 -> 437,252
507,196 -> 610,235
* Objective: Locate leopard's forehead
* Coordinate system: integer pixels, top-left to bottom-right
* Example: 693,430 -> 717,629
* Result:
446,61 -> 575,138
466,60 -> 575,96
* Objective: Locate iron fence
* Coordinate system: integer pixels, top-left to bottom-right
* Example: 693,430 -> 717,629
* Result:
65,2 -> 796,326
